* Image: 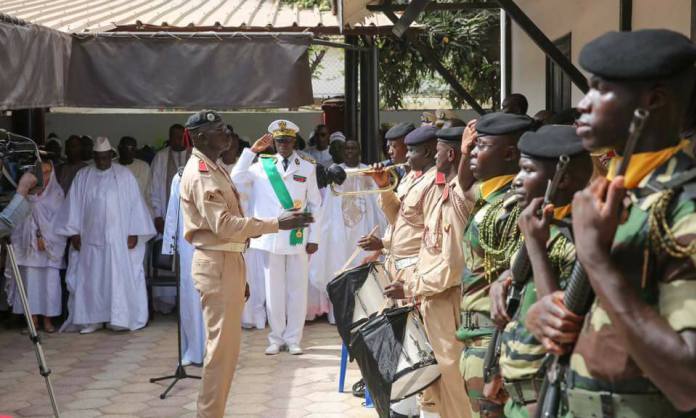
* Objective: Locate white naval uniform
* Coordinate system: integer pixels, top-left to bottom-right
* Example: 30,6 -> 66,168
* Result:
231,148 -> 322,346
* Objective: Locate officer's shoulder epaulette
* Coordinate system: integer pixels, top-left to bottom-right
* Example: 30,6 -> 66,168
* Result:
299,153 -> 316,165
198,159 -> 209,172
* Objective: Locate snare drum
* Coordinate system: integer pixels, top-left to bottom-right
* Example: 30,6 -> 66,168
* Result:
352,262 -> 391,323
327,262 -> 392,348
349,306 -> 440,417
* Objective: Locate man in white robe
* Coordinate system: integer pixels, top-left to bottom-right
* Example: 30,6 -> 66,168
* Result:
56,137 -> 156,333
118,136 -> 152,212
162,171 -> 205,365
307,139 -> 386,322
5,162 -> 66,332
150,124 -> 191,313
306,124 -> 333,168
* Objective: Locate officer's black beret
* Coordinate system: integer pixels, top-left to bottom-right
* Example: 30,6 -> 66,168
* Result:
385,122 -> 416,140
404,126 -> 438,145
186,110 -> 222,130
476,112 -> 534,136
518,125 -> 587,159
579,29 -> 696,80
436,126 -> 465,143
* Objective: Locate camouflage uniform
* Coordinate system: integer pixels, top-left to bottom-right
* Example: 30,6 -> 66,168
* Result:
567,150 -> 696,417
457,179 -> 517,418
499,223 -> 576,418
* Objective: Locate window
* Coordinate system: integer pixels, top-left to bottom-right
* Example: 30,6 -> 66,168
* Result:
546,34 -> 572,113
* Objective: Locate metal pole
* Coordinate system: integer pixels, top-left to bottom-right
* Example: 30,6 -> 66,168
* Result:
345,35 -> 359,140
6,242 -> 61,417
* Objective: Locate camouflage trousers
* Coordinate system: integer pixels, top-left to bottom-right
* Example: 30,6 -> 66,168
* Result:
459,336 -> 504,418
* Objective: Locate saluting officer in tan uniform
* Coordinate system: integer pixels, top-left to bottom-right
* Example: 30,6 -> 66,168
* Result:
179,110 -> 313,418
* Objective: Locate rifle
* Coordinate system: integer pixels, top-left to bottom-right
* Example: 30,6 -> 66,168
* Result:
535,108 -> 650,418
482,155 -> 571,385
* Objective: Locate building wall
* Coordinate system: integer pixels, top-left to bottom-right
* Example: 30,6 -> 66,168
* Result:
511,0 -> 691,114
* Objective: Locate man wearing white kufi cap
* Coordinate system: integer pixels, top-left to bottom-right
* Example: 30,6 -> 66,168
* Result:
55,136 -> 156,333
232,119 -> 322,355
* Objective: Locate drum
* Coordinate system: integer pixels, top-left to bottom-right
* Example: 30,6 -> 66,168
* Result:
349,306 -> 440,418
392,311 -> 440,400
351,262 -> 391,324
327,262 -> 392,348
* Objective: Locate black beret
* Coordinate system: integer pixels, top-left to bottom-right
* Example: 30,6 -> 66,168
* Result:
476,112 -> 534,136
436,126 -> 465,143
404,126 -> 438,145
579,29 -> 696,80
385,122 -> 416,140
186,110 -> 222,130
518,125 -> 587,159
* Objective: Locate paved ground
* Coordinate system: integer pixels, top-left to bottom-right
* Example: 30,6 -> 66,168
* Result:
0,316 -> 373,417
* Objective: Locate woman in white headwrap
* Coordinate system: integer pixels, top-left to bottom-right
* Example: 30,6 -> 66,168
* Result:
5,161 -> 67,332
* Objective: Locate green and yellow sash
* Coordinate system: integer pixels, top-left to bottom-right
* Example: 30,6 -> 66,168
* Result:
260,156 -> 304,245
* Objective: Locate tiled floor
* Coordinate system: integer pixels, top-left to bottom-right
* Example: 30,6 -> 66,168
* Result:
0,316 -> 374,417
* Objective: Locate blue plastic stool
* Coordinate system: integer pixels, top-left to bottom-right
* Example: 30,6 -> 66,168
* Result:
338,344 -> 349,393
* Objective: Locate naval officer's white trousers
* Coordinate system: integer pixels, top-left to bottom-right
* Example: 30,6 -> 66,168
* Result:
260,250 -> 309,346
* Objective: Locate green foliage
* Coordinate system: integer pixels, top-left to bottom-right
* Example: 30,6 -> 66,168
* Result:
377,8 -> 500,110
279,0 -> 331,11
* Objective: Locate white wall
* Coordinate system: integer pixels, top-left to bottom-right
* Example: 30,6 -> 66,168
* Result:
511,0 -> 691,114
42,109 -> 477,149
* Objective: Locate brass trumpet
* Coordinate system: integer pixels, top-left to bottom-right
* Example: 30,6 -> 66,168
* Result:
329,163 -> 408,196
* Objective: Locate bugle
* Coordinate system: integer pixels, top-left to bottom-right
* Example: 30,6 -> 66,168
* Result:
329,163 -> 408,196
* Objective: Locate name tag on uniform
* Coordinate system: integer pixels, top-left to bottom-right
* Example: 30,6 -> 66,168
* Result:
293,175 -> 307,183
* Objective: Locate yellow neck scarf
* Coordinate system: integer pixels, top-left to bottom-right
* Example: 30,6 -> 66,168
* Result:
607,140 -> 689,189
480,174 -> 516,200
553,204 -> 572,220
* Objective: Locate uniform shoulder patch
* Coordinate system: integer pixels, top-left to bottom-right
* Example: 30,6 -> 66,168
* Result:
299,153 -> 316,165
198,159 -> 208,172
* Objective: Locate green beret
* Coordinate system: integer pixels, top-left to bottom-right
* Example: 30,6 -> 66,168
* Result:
579,29 -> 696,80
385,122 -> 416,140
404,126 -> 438,145
476,112 -> 534,136
186,110 -> 222,130
518,125 -> 587,159
436,126 -> 464,143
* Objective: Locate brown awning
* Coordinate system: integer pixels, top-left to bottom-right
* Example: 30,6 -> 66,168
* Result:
0,22 -> 71,110
66,32 -> 314,109
0,22 -> 314,110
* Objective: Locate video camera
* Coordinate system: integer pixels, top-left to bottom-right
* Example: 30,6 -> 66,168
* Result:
0,129 -> 44,206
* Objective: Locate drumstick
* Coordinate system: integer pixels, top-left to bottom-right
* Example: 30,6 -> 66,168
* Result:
336,226 -> 379,274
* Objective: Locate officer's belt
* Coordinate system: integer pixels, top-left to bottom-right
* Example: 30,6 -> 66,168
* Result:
460,311 -> 496,329
394,256 -> 418,271
503,378 -> 542,405
196,242 -> 247,252
566,387 -> 679,418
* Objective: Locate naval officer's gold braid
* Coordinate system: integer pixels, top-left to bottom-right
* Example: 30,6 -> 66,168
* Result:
648,190 -> 696,258
479,199 -> 522,281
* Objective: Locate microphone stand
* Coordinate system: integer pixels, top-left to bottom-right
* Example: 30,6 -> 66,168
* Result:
149,171 -> 200,398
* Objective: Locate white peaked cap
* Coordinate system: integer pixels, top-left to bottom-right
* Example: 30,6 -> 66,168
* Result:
268,119 -> 300,138
93,136 -> 114,152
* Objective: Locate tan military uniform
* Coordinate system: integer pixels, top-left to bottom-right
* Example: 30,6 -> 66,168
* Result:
378,168 -> 437,286
408,175 -> 474,418
180,148 -> 278,418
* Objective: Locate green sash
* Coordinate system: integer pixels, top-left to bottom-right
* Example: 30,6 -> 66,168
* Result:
260,156 -> 304,245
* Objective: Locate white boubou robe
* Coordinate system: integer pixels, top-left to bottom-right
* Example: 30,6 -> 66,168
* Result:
162,172 -> 205,364
56,164 -> 156,331
307,163 -> 387,322
150,147 -> 191,313
5,168 -> 66,317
